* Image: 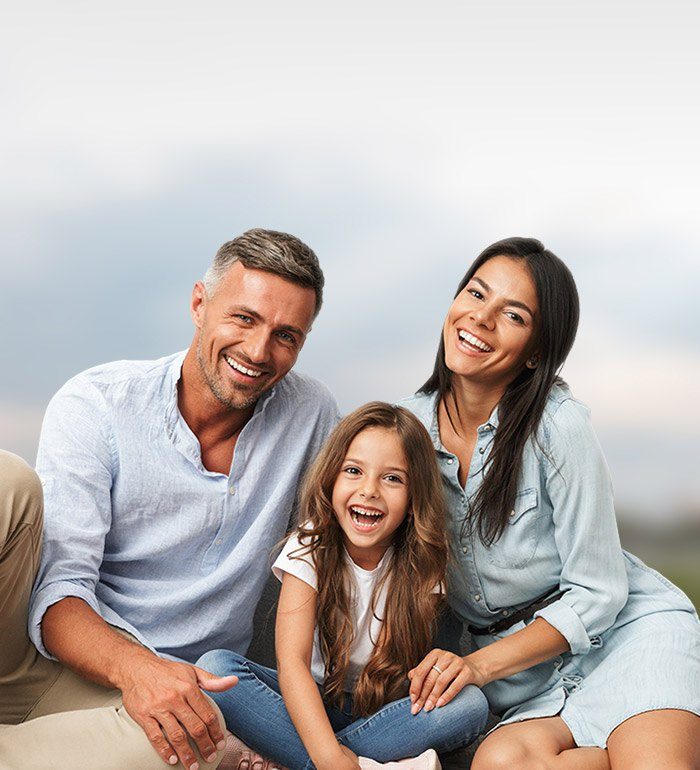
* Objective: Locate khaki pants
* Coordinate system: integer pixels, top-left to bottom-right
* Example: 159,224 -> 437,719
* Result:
0,450 -> 224,770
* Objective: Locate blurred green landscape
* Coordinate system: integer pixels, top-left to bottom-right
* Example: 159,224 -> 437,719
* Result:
618,514 -> 700,610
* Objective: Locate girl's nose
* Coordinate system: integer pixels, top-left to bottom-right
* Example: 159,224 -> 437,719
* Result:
359,478 -> 379,499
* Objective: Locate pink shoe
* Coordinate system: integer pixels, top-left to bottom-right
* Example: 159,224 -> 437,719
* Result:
358,749 -> 441,770
217,731 -> 287,770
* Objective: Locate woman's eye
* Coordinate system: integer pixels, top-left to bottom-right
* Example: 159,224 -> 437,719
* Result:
468,289 -> 484,300
506,311 -> 525,324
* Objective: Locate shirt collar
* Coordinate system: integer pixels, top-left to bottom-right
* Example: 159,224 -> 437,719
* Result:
412,389 -> 499,453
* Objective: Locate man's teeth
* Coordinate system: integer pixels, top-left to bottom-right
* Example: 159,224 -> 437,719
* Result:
225,355 -> 262,377
458,331 -> 493,352
350,506 -> 384,528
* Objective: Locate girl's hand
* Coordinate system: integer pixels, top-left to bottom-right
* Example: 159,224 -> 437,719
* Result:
408,648 -> 484,714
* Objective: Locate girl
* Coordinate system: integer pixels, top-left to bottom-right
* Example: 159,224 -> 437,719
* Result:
400,238 -> 700,769
198,402 -> 488,770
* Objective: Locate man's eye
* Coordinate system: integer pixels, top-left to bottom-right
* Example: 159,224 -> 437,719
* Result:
277,331 -> 295,344
234,314 -> 253,324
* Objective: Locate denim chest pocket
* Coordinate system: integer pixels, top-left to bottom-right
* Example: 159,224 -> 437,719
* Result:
486,488 -> 545,568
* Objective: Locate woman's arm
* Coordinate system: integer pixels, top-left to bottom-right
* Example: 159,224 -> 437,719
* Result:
276,572 -> 359,770
409,617 -> 568,712
411,397 -> 629,712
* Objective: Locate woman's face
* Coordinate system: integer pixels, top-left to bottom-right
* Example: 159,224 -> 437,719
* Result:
442,255 -> 539,390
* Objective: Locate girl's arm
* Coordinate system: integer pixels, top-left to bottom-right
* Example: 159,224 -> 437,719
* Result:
276,572 -> 360,770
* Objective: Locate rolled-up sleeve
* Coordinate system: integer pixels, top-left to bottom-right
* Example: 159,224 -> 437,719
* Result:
533,398 -> 628,656
28,377 -> 115,658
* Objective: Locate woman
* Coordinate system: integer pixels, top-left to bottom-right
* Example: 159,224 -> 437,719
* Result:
400,238 -> 700,769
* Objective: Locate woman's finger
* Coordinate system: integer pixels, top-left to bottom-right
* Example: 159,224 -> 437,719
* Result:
423,658 -> 463,711
408,650 -> 441,703
435,670 -> 473,708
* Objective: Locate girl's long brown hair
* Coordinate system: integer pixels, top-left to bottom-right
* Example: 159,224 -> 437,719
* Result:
290,402 -> 448,716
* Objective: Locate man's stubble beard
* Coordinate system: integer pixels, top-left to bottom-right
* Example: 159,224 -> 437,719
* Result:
196,332 -> 261,413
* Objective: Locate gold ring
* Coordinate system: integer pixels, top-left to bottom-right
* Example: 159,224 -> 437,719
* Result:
431,664 -> 443,675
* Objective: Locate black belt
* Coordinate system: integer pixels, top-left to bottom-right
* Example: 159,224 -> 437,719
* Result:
467,589 -> 564,636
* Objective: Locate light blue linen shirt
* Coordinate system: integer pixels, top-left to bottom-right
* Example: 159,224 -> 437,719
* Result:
400,384 -> 697,716
29,351 -> 340,663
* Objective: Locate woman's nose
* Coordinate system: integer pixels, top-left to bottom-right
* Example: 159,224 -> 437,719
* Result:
469,302 -> 496,329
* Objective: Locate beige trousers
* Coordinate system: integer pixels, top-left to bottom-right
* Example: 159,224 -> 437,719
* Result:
0,450 -> 224,770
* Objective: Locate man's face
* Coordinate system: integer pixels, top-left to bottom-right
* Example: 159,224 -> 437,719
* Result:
191,262 -> 317,411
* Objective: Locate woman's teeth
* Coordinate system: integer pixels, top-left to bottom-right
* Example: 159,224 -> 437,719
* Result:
458,331 -> 493,352
350,506 -> 384,528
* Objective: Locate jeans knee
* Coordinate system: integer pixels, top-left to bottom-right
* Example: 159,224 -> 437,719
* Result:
449,684 -> 489,733
196,648 -> 248,678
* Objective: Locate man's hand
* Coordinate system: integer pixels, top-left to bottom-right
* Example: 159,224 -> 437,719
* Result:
408,648 -> 484,715
118,651 -> 237,768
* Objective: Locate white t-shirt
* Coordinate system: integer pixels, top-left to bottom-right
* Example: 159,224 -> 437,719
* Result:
272,531 -> 393,690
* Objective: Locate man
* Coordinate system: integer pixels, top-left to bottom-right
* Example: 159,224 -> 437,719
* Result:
0,229 -> 340,769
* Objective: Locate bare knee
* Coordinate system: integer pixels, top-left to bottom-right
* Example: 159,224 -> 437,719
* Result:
472,738 -> 550,770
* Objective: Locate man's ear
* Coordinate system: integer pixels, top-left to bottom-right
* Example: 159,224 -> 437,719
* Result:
191,281 -> 207,329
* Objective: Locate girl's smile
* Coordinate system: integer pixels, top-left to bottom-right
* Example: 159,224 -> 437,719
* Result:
331,426 -> 410,570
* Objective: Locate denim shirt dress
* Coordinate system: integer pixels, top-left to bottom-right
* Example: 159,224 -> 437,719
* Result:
400,384 -> 700,747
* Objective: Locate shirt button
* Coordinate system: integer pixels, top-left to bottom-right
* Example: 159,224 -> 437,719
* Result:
501,609 -> 509,616
215,538 -> 223,545
474,594 -> 481,602
478,447 -> 485,454
447,458 -> 454,465
229,485 -> 235,494
462,546 -> 468,554
509,510 -> 515,517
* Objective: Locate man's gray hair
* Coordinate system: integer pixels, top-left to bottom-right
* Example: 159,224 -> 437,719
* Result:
203,228 -> 324,317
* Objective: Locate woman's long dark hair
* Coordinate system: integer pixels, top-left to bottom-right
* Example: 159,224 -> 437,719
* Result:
420,237 -> 579,545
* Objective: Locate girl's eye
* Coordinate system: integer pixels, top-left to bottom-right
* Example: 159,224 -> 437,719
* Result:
343,466 -> 361,475
385,474 -> 405,484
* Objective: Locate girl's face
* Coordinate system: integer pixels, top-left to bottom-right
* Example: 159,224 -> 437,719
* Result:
443,255 -> 539,391
331,426 -> 410,569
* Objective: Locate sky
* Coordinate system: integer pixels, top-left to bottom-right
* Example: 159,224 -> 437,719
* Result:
1,1 -> 699,523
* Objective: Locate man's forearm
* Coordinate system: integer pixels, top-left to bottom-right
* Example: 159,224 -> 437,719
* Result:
41,596 -> 155,690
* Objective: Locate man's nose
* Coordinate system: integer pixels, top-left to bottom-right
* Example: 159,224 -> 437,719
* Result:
242,327 -> 272,364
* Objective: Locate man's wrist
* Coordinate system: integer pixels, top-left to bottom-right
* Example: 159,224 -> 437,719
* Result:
108,641 -> 157,690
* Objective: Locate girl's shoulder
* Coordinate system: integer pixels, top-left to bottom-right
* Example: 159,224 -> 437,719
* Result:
271,526 -> 319,589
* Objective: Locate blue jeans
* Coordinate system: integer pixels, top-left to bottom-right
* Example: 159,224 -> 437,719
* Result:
197,650 -> 488,770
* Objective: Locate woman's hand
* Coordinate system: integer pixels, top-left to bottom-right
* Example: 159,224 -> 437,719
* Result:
408,648 -> 484,714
